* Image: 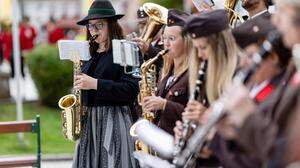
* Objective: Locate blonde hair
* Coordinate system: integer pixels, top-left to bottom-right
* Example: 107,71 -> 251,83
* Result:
189,29 -> 238,103
161,31 -> 193,79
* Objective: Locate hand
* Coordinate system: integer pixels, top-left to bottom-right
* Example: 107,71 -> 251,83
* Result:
132,37 -> 150,54
143,95 -> 167,112
74,73 -> 98,90
173,120 -> 183,144
182,100 -> 207,124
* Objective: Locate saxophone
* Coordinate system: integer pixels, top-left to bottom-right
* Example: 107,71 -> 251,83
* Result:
58,35 -> 98,141
130,49 -> 169,153
58,60 -> 83,141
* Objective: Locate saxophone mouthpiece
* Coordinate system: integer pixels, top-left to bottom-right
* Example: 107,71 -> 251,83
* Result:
90,34 -> 99,42
161,49 -> 169,55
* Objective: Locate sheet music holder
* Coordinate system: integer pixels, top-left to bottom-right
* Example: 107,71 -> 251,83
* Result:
112,39 -> 140,69
57,40 -> 91,62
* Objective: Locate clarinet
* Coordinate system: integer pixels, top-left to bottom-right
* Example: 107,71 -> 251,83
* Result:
174,31 -> 281,168
172,60 -> 207,161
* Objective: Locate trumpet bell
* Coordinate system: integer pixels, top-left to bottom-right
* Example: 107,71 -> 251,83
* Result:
143,3 -> 168,24
139,3 -> 168,45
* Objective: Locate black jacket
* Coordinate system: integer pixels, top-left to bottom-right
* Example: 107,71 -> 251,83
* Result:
81,50 -> 139,107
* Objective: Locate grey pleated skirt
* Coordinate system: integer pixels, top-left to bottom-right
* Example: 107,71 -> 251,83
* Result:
72,106 -> 137,168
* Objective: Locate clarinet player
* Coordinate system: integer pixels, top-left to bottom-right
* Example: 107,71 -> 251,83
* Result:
173,9 -> 239,166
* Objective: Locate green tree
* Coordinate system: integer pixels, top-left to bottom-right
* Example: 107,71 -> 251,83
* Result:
26,44 -> 73,107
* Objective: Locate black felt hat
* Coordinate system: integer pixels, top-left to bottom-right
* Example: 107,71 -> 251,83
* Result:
232,14 -> 276,49
77,0 -> 124,25
167,9 -> 190,27
184,9 -> 229,38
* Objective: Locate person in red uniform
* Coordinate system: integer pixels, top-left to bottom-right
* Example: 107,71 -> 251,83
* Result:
47,17 -> 65,44
19,16 -> 37,51
2,23 -> 12,63
11,16 -> 37,78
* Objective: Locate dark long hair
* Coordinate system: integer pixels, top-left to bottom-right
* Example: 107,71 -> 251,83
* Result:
87,19 -> 124,56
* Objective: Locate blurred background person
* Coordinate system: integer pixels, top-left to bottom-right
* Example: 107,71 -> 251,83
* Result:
242,0 -> 272,19
47,17 -> 65,44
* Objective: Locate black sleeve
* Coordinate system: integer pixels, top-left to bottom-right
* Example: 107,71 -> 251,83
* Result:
209,133 -> 263,168
96,68 -> 139,103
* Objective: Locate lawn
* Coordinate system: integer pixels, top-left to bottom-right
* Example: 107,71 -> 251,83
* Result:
0,102 -> 75,155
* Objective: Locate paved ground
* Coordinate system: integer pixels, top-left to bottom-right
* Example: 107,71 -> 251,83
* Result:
42,160 -> 73,168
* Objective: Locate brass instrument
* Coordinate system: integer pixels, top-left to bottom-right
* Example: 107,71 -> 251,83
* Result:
192,0 -> 245,27
140,3 -> 168,45
224,0 -> 245,27
58,59 -> 83,141
130,49 -> 169,153
58,35 -> 98,141
129,2 -> 168,153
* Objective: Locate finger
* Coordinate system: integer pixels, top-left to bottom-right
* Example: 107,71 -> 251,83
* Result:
74,80 -> 82,86
182,115 -> 198,122
174,130 -> 183,139
174,127 -> 183,136
189,100 -> 200,106
143,100 -> 152,109
74,75 -> 81,81
75,83 -> 83,90
176,120 -> 182,125
182,112 -> 199,118
185,105 -> 195,112
143,96 -> 151,102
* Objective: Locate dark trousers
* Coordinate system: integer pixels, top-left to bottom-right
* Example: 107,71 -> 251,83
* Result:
0,49 -> 3,64
10,54 -> 25,78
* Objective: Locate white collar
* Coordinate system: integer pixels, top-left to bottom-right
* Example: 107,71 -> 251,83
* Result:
251,9 -> 268,19
249,80 -> 269,98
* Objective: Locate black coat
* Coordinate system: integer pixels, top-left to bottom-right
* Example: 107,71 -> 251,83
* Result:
81,50 -> 139,107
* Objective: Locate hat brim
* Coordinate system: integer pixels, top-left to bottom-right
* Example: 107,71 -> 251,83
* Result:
77,14 -> 124,25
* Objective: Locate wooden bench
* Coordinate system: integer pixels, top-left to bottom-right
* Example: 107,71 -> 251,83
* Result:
0,115 -> 41,168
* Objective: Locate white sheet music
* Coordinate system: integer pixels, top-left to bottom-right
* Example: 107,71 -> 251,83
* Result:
57,40 -> 91,61
112,39 -> 123,65
192,0 -> 215,12
112,39 -> 140,67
